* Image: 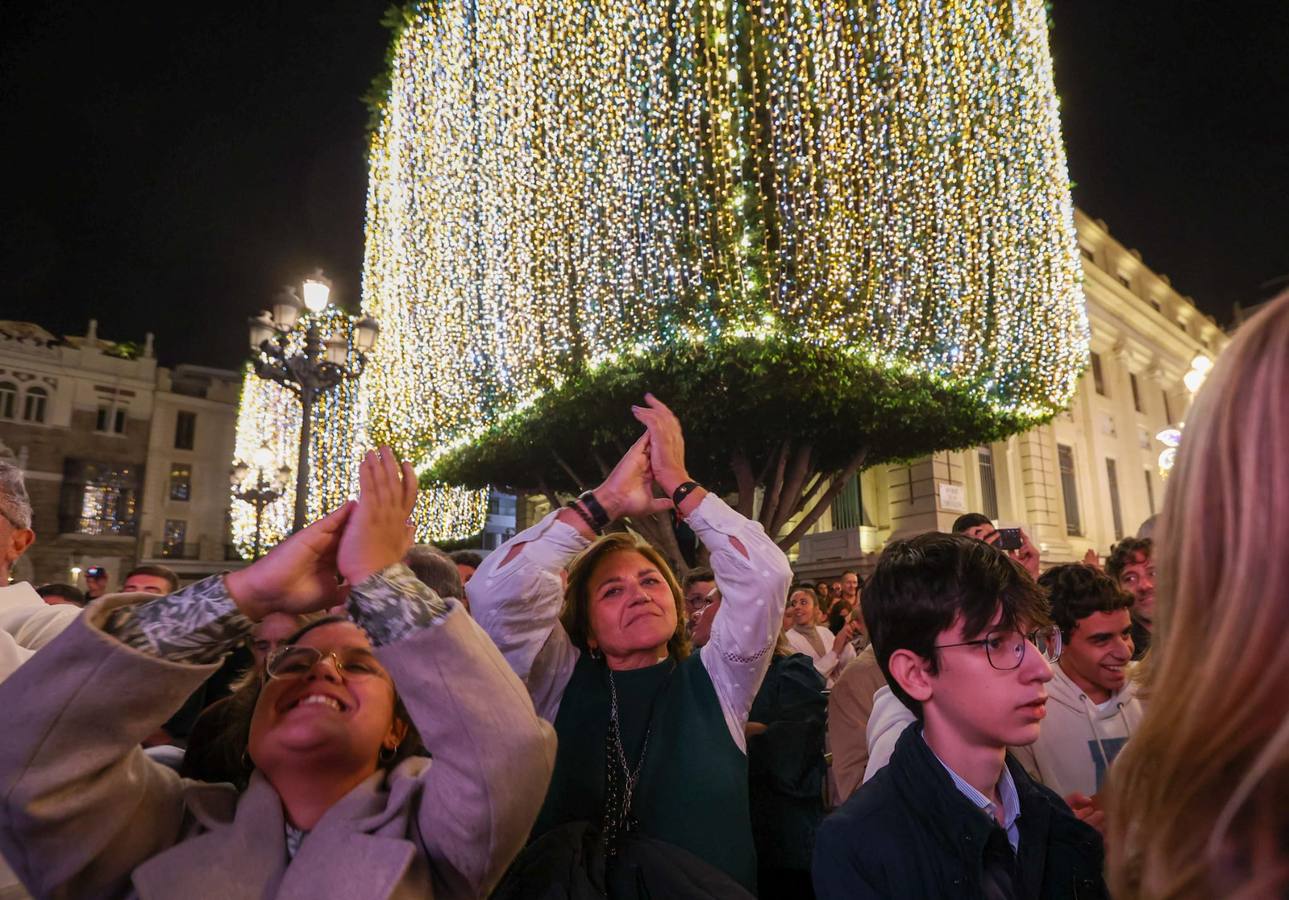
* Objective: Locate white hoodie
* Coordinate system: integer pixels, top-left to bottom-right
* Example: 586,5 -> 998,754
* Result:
1011,663 -> 1143,798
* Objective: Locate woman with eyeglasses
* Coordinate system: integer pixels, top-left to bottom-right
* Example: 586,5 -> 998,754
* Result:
0,448 -> 556,899
782,583 -> 859,688
476,395 -> 794,898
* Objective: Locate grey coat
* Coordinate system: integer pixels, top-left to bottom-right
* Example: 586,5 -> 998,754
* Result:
0,595 -> 557,899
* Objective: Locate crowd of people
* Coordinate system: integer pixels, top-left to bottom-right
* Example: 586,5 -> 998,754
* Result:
0,293 -> 1287,898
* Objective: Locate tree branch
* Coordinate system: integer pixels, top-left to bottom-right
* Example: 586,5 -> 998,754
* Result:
537,478 -> 562,515
777,448 -> 867,550
768,442 -> 814,538
731,450 -> 756,519
758,439 -> 791,530
628,511 -> 688,577
591,449 -> 612,480
551,450 -> 587,493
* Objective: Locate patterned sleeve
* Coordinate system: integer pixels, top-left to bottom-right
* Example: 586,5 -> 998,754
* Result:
102,574 -> 255,665
345,562 -> 451,646
102,564 -> 450,663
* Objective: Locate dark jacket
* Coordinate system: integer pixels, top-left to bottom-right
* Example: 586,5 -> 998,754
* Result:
812,724 -> 1108,900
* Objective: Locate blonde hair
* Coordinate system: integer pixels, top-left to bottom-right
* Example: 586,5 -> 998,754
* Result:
1106,290 -> 1289,899
560,531 -> 691,662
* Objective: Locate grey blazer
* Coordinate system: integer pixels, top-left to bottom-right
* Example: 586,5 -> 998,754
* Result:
0,596 -> 556,899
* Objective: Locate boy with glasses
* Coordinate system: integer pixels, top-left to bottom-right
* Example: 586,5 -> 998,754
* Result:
813,532 -> 1107,899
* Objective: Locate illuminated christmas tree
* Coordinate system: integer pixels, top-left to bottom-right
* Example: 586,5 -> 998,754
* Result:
240,0 -> 1086,554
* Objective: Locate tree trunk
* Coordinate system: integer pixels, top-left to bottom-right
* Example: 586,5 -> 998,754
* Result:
776,448 -> 868,550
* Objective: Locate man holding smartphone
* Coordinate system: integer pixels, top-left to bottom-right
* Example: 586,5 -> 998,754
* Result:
952,513 -> 1041,579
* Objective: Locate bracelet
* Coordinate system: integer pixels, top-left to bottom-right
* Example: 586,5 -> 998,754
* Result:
565,500 -> 602,535
577,491 -> 612,531
671,480 -> 701,509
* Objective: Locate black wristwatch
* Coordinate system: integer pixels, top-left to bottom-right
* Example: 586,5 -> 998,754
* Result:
671,480 -> 701,509
577,490 -> 612,532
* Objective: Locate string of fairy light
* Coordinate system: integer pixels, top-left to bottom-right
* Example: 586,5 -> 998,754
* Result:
236,0 -> 1085,548
356,0 -> 1086,478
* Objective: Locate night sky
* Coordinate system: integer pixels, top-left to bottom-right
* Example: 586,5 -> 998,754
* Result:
2,1 -> 1286,370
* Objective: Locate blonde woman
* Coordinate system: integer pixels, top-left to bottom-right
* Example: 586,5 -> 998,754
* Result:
1106,290 -> 1289,898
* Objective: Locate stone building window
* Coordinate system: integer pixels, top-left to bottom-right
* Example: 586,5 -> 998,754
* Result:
96,407 -> 127,434
174,411 -> 197,450
0,382 -> 16,419
976,446 -> 999,520
1105,458 -> 1124,541
1057,444 -> 1082,537
59,461 -> 141,536
1090,353 -> 1107,396
22,387 -> 47,423
168,464 -> 192,502
1129,372 -> 1142,413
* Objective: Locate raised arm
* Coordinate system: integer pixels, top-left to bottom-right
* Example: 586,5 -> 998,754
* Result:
632,395 -> 793,751
0,580 -> 246,899
466,511 -> 587,721
357,569 -> 556,897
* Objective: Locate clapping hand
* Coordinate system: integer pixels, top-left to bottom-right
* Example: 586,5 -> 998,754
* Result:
225,446 -> 417,620
593,431 -> 675,521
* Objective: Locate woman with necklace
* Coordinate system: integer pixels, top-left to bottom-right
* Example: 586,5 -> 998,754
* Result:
477,395 -> 793,898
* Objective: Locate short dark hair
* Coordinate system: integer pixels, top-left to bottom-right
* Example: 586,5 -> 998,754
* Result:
405,545 -> 465,600
35,583 -> 86,606
862,532 -> 1050,718
682,567 -> 716,590
951,512 -> 993,534
1038,564 -> 1135,642
124,564 -> 179,592
449,549 -> 483,569
1106,537 -> 1152,582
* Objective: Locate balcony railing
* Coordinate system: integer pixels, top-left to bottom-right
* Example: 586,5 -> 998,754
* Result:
60,516 -> 138,537
154,542 -> 200,560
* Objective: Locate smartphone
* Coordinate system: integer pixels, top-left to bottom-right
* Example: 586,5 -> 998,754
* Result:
995,527 -> 1023,551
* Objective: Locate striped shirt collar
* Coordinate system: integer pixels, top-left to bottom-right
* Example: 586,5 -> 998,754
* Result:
923,732 -> 1022,852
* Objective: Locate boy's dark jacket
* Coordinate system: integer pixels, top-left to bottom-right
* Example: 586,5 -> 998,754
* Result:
813,723 -> 1108,899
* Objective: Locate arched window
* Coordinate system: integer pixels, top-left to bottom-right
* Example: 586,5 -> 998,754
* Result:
0,382 -> 16,419
22,386 -> 48,423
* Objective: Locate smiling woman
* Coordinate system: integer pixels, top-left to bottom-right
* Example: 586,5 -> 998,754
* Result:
473,395 -> 793,898
0,448 -> 556,899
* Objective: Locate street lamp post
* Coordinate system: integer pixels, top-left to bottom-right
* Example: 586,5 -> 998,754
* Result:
247,270 -> 379,532
230,446 -> 292,559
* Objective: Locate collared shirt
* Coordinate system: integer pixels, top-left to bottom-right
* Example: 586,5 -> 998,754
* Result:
924,734 -> 1022,852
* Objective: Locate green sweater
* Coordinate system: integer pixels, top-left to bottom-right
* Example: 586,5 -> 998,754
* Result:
532,649 -> 757,892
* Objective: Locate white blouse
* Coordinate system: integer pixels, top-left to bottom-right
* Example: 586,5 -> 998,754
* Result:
784,624 -> 856,688
467,493 -> 793,752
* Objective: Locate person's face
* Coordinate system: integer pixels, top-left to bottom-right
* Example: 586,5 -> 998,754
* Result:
924,611 -> 1053,749
842,573 -> 859,600
785,589 -> 817,628
586,551 -> 678,659
1118,553 -> 1155,623
829,582 -> 842,598
41,592 -> 79,606
121,574 -> 172,595
690,596 -> 722,649
0,511 -> 34,583
456,563 -> 476,585
962,523 -> 995,542
1059,609 -> 1134,699
85,574 -> 109,597
249,622 -> 403,775
684,579 -> 716,620
250,612 -> 304,670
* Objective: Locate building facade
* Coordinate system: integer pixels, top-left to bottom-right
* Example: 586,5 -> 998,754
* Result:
0,320 -> 240,589
794,209 -> 1229,580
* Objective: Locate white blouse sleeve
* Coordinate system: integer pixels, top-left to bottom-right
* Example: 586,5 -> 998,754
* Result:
467,509 -> 590,722
691,494 -> 794,752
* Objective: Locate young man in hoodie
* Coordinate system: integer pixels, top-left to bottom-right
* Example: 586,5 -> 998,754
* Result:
813,533 -> 1107,899
1011,564 -> 1143,827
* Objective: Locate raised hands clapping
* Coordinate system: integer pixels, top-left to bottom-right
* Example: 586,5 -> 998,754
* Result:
225,446 -> 417,620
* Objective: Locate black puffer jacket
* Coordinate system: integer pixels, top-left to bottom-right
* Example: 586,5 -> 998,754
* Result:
812,724 -> 1108,899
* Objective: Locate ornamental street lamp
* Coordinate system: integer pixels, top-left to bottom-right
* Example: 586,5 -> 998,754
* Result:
247,270 -> 379,532
231,445 -> 292,559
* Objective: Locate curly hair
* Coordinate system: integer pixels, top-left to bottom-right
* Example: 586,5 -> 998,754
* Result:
1106,536 -> 1152,582
1038,563 -> 1135,642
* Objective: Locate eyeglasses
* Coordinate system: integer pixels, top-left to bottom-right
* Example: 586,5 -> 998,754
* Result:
265,645 -> 387,680
935,626 -> 1062,671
